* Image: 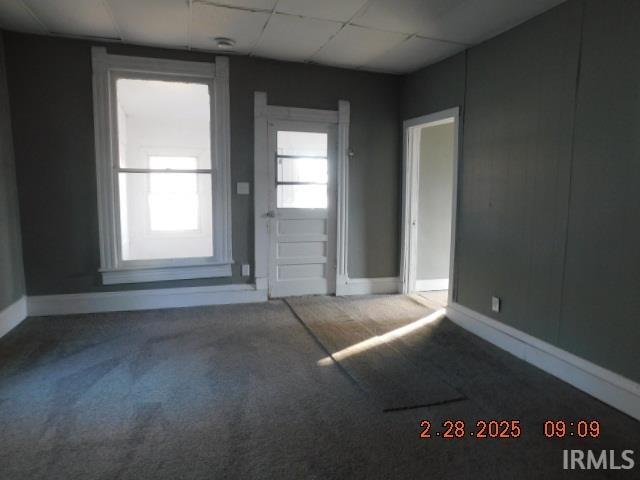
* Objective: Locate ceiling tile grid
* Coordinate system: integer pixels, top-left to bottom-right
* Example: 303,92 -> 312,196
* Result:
365,35 -> 466,74
191,2 -> 271,53
275,0 -> 368,23
0,0 -> 567,74
0,0 -> 46,34
311,24 -> 407,69
23,0 -> 119,39
108,0 -> 189,47
253,13 -> 342,63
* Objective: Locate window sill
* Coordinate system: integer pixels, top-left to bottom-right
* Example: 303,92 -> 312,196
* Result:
101,263 -> 232,285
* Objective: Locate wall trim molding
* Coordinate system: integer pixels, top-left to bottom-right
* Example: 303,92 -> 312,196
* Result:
338,277 -> 400,296
401,107 -> 460,305
265,105 -> 338,123
415,278 -> 449,291
253,92 -> 269,294
446,302 -> 640,421
0,296 -> 28,339
27,284 -> 267,317
335,100 -> 350,295
101,263 -> 232,285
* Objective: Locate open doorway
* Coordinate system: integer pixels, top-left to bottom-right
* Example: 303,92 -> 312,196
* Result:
401,108 -> 460,308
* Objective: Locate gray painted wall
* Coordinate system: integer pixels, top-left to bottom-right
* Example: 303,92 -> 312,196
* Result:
0,34 -> 24,310
402,53 -> 466,121
416,123 -> 454,282
558,0 -> 640,382
3,33 -> 401,295
403,0 -> 640,383
457,0 -> 582,343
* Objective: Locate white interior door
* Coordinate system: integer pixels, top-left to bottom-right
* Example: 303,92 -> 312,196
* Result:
267,121 -> 336,297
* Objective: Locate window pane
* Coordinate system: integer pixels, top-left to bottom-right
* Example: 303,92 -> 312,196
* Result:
277,157 -> 328,183
150,172 -> 198,195
277,131 -> 327,157
149,192 -> 199,232
116,78 -> 211,169
119,172 -> 213,261
277,184 -> 327,209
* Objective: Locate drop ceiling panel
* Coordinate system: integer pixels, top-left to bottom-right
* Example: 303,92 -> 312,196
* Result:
191,3 -> 270,53
108,0 -> 188,47
24,0 -> 119,38
200,0 -> 278,11
275,0 -> 368,22
253,14 -> 341,62
354,0 -> 566,44
365,36 -> 466,74
0,1 -> 46,33
312,25 -> 407,69
416,0 -> 567,44
0,0 -> 569,73
353,0 -> 469,36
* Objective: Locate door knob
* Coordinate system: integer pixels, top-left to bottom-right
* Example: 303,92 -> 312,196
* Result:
265,210 -> 276,218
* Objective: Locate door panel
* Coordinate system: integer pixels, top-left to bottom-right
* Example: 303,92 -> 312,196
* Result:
268,120 -> 336,298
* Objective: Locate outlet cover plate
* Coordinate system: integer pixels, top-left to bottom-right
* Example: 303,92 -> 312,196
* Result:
242,264 -> 250,277
491,296 -> 501,313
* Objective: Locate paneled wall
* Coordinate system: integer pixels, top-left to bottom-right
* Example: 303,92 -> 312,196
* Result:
403,0 -> 640,382
0,34 -> 24,310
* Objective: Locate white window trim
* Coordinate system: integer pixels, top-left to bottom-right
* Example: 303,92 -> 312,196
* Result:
91,47 -> 232,285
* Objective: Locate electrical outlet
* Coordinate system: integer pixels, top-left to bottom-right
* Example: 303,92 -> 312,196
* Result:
491,296 -> 501,313
241,264 -> 250,277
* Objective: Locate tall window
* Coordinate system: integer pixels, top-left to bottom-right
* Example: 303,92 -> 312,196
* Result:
92,48 -> 231,284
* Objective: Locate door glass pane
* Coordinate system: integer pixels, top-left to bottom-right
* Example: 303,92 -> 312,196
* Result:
277,184 -> 327,209
277,131 -> 327,157
277,157 -> 327,183
116,78 -> 211,169
119,172 -> 213,261
276,130 -> 329,209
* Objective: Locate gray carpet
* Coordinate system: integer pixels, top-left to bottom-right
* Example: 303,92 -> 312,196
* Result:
0,296 -> 638,479
285,295 -> 465,411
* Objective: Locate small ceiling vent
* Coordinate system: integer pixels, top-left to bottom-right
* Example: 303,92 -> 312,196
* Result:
212,37 -> 235,51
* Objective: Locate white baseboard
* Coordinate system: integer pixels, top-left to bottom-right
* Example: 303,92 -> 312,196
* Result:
28,284 -> 268,317
338,277 -> 400,296
0,296 -> 28,338
415,278 -> 449,291
446,302 -> 640,421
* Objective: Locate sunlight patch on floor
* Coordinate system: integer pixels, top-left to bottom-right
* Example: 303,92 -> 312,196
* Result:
317,308 -> 446,366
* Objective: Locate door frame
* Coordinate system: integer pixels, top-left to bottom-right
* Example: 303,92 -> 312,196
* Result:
253,92 -> 350,296
400,107 -> 460,305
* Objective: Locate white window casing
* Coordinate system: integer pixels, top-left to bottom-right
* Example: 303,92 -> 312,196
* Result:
91,47 -> 232,284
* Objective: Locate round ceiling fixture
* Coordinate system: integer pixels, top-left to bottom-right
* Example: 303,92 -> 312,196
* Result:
212,37 -> 235,51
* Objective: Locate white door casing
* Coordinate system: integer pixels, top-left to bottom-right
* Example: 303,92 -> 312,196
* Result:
253,92 -> 349,298
401,107 -> 460,304
267,120 -> 337,297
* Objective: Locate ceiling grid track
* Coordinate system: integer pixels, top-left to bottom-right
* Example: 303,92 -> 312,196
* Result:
306,0 -> 373,65
187,0 -> 193,50
0,0 -> 566,74
102,0 -> 125,42
17,0 -> 49,34
248,0 -> 281,57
